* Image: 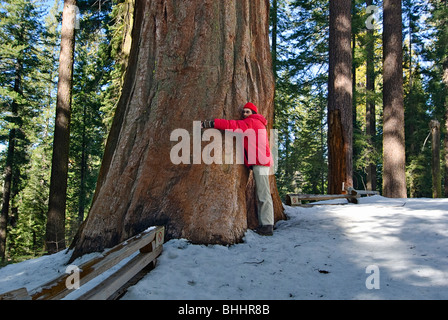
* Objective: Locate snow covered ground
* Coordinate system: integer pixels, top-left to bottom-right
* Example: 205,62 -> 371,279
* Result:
1,195 -> 448,300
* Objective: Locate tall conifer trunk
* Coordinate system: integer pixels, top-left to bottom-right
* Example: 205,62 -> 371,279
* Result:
46,0 -> 77,253
366,0 -> 377,192
327,0 -> 353,194
442,21 -> 448,197
70,0 -> 284,261
382,0 -> 407,198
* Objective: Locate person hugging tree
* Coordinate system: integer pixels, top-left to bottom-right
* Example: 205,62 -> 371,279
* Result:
201,102 -> 274,236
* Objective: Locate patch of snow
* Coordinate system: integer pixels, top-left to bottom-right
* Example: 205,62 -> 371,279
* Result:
1,196 -> 448,300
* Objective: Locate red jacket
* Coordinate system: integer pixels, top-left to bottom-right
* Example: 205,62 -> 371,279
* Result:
214,114 -> 272,167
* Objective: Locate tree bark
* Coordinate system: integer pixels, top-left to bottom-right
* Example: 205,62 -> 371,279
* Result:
69,0 -> 285,261
445,100 -> 448,197
382,0 -> 407,198
442,57 -> 448,197
327,0 -> 353,194
430,120 -> 441,198
45,0 -> 77,254
366,0 -> 377,192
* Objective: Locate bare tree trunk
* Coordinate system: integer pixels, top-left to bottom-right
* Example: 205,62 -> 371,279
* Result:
327,0 -> 353,194
430,120 -> 441,198
445,103 -> 448,197
383,0 -> 406,198
366,0 -> 377,192
443,58 -> 448,197
77,103 -> 87,225
69,0 -> 285,261
271,0 -> 278,77
45,0 -> 77,254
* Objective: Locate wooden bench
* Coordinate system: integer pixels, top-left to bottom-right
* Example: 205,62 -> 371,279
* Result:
286,188 -> 379,207
0,226 -> 164,300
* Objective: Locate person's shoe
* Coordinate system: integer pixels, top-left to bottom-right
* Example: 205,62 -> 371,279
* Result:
254,225 -> 273,236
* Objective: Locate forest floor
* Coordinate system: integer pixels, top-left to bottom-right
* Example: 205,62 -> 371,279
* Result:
1,195 -> 448,300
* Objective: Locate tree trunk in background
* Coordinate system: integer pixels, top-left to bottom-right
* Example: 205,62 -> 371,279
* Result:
382,0 -> 407,198
327,0 -> 353,194
430,120 -> 441,198
45,0 -> 77,254
443,58 -> 448,197
70,0 -> 285,261
366,0 -> 377,192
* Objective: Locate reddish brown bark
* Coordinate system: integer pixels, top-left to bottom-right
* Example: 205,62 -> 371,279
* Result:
382,0 -> 407,198
46,0 -> 77,254
327,0 -> 353,194
70,0 -> 284,261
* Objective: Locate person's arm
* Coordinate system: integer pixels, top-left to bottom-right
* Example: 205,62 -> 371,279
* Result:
213,118 -> 250,131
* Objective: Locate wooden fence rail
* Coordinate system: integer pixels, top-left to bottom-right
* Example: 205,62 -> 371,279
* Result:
0,226 -> 164,300
286,188 -> 379,207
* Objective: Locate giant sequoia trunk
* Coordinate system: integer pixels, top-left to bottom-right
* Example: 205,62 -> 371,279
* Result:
327,0 -> 353,194
70,0 -> 284,261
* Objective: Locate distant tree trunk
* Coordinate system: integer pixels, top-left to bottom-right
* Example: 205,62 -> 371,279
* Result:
382,0 -> 407,198
445,102 -> 448,197
69,0 -> 285,261
45,0 -> 77,254
443,58 -> 448,197
0,60 -> 21,262
77,103 -> 87,224
271,0 -> 278,77
366,0 -> 377,191
327,0 -> 353,194
271,0 -> 278,128
430,120 -> 441,198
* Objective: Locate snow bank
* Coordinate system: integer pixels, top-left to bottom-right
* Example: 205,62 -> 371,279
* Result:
1,196 -> 448,300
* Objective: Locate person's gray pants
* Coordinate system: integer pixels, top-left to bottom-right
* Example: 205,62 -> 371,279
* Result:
253,165 -> 274,226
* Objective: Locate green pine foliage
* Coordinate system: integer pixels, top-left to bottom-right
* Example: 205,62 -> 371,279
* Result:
1,0 -> 124,262
273,0 -> 329,200
272,0 -> 447,199
0,0 -> 50,260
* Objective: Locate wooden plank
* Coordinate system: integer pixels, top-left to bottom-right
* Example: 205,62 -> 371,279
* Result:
349,190 -> 379,195
106,258 -> 159,300
30,226 -> 164,300
77,243 -> 163,300
286,193 -> 355,206
0,287 -> 31,300
286,188 -> 379,206
288,194 -> 355,201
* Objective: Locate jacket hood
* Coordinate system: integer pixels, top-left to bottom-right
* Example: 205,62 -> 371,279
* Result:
248,114 -> 268,126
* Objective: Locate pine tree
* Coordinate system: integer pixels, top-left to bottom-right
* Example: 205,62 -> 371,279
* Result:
425,0 -> 448,196
7,0 -> 60,258
0,0 -> 45,262
272,0 -> 329,198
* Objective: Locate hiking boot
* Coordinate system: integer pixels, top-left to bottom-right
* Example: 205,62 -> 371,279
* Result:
254,225 -> 273,236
